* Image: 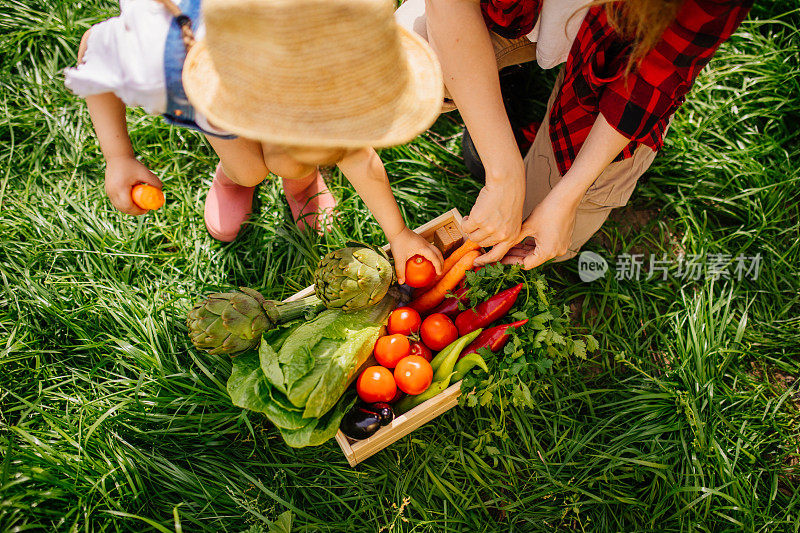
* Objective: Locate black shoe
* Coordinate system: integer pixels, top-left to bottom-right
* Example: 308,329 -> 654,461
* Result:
461,63 -> 548,180
462,126 -> 485,181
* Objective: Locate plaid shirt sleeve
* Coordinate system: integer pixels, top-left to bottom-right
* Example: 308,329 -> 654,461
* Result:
599,0 -> 752,141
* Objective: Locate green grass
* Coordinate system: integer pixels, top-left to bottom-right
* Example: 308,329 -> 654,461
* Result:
1,1 -> 799,531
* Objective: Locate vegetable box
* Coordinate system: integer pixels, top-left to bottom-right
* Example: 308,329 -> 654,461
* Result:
285,209 -> 469,466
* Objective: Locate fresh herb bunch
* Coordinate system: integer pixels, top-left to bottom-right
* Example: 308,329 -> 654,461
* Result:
458,263 -> 598,409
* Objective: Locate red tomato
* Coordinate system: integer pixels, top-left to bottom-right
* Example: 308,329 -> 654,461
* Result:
387,307 -> 422,335
356,366 -> 397,403
420,313 -> 458,351
393,356 -> 433,395
409,340 -> 432,362
373,334 -> 410,368
405,255 -> 436,288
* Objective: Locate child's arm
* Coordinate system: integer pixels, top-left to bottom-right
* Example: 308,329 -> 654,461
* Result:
337,148 -> 443,284
79,29 -> 161,215
85,92 -> 162,215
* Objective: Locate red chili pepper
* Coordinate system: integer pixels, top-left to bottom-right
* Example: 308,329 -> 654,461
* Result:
427,286 -> 469,317
458,319 -> 528,360
454,283 -> 523,336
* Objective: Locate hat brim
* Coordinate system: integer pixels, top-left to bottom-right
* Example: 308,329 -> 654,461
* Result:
182,27 -> 443,149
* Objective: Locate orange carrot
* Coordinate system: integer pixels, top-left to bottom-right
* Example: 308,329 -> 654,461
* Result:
131,183 -> 165,210
435,239 -> 481,283
410,250 -> 480,313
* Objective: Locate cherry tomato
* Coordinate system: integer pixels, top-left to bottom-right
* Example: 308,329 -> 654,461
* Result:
405,255 -> 436,288
387,307 -> 422,335
131,183 -> 165,210
409,340 -> 432,362
394,355 -> 434,395
356,366 -> 397,403
373,334 -> 410,368
420,313 -> 458,351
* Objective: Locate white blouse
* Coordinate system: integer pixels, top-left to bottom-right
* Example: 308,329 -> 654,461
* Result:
65,0 -> 174,114
526,0 -> 588,69
64,0 -> 225,134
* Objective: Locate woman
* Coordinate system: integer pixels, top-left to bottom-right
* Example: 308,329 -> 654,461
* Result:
397,0 -> 752,268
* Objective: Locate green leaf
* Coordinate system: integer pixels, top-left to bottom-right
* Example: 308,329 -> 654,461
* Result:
268,511 -> 293,533
280,391 -> 356,447
586,335 -> 599,352
571,338 -> 587,359
302,326 -> 380,418
260,339 -> 287,393
227,352 -> 309,430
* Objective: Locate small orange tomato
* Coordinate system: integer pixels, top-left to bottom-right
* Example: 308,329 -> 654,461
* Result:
373,334 -> 410,368
131,183 -> 165,210
356,366 -> 397,403
394,355 -> 433,395
387,307 -> 422,336
405,255 -> 436,288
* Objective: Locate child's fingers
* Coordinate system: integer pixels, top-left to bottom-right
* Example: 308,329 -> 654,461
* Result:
113,194 -> 147,216
395,257 -> 406,285
420,245 -> 444,274
135,170 -> 163,189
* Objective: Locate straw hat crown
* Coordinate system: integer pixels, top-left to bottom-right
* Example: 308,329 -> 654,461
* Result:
183,0 -> 443,147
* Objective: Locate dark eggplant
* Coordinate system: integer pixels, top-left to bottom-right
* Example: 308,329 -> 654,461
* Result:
340,402 -> 395,440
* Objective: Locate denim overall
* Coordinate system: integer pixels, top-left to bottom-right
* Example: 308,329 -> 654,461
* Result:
161,0 -> 235,139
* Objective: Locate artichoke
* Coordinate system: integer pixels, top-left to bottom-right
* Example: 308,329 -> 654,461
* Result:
314,247 -> 394,311
187,287 -> 324,355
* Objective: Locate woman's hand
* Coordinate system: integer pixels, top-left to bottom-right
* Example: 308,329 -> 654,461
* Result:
501,186 -> 580,269
388,227 -> 444,285
105,156 -> 163,215
463,167 -> 525,247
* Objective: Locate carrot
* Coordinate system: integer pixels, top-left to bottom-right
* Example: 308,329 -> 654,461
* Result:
131,183 -> 165,210
410,250 -> 480,313
435,239 -> 481,283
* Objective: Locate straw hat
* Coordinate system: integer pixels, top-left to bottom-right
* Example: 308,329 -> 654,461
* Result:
182,0 -> 443,148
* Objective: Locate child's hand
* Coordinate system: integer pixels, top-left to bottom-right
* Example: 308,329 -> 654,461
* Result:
105,157 -> 163,215
389,227 -> 444,285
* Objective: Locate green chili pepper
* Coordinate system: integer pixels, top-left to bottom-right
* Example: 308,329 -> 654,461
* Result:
451,352 -> 488,382
394,372 -> 456,414
394,330 -> 483,414
432,329 -> 482,382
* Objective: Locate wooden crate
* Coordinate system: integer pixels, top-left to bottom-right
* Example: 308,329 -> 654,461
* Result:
286,209 -> 468,466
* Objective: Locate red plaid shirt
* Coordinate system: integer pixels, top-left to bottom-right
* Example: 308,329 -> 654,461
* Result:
480,0 -> 752,175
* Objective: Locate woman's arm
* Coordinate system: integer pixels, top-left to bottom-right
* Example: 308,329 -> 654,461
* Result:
496,113 -> 630,268
425,0 -> 525,255
337,148 -> 443,283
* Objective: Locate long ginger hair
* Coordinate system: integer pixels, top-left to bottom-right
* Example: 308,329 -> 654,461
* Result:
592,0 -> 686,72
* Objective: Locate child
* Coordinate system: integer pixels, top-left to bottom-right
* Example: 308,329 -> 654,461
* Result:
66,0 -> 445,282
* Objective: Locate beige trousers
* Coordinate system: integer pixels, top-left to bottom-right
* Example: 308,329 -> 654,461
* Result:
524,70 -> 660,260
395,0 -> 660,260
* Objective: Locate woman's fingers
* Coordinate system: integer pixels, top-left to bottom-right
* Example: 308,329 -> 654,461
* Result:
461,216 -> 506,248
460,215 -> 478,234
474,236 -> 521,265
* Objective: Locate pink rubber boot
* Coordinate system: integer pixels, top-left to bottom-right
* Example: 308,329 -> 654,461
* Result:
204,164 -> 256,242
282,170 -> 336,232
